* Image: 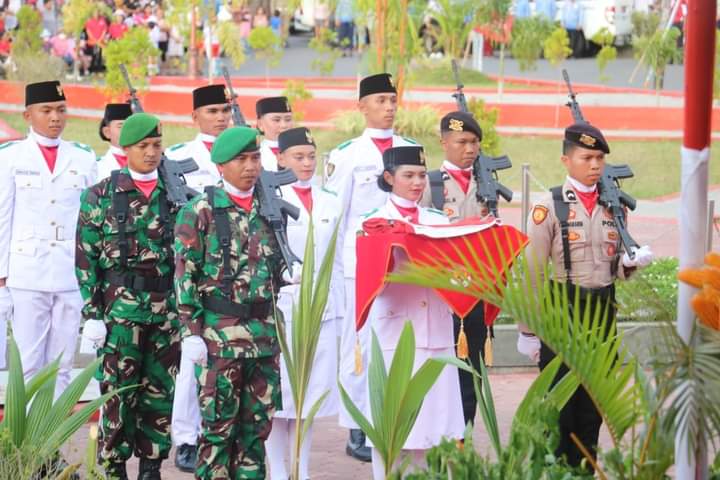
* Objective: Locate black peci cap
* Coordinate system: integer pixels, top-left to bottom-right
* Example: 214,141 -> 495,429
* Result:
382,145 -> 426,170
99,103 -> 133,141
256,96 -> 292,117
359,73 -> 396,99
25,80 -> 66,106
193,84 -> 230,110
278,126 -> 316,152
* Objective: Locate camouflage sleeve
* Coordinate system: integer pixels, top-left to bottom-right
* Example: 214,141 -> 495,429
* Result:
75,186 -> 105,321
174,201 -> 206,337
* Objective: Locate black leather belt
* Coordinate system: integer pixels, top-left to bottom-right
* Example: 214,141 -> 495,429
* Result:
202,296 -> 273,319
555,281 -> 615,301
105,270 -> 173,293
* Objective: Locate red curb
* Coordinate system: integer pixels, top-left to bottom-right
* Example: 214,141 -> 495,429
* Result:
0,403 -> 101,423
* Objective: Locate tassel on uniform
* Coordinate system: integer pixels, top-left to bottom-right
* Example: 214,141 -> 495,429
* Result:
456,318 -> 468,360
484,326 -> 494,367
354,335 -> 363,375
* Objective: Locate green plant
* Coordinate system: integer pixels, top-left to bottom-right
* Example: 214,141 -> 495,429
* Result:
633,27 -> 682,95
427,0 -> 480,60
0,337 -> 131,477
217,21 -> 246,69
467,98 -> 501,156
339,322 -> 448,479
248,26 -> 283,87
308,28 -> 342,76
615,257 -> 678,321
104,28 -> 159,98
7,6 -> 65,83
631,11 -> 661,40
592,28 -> 617,83
282,79 -> 314,122
543,27 -> 572,67
11,6 -> 42,56
276,219 -> 339,480
477,0 -> 512,95
394,106 -> 440,139
510,16 -> 554,72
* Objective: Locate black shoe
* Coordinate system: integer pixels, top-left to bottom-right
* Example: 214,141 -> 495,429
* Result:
174,443 -> 197,473
104,461 -> 128,480
345,429 -> 371,462
137,458 -> 162,480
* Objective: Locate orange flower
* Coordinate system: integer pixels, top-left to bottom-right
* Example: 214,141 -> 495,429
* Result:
678,253 -> 720,330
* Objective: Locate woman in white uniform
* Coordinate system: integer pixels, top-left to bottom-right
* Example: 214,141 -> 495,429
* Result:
361,145 -> 465,479
265,127 -> 344,480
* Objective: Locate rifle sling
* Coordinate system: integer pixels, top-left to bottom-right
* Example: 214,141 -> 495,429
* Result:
111,171 -> 130,268
206,186 -> 235,296
550,186 -> 572,276
428,169 -> 445,210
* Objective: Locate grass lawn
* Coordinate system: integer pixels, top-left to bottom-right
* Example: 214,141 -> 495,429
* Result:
3,111 -> 718,199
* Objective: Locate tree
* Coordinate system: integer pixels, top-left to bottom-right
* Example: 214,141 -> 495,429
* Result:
8,6 -> 65,83
217,20 -> 246,69
248,26 -> 283,87
634,27 -> 682,100
592,28 -> 617,83
428,0 -> 480,61
103,28 -> 159,98
308,28 -> 342,76
282,80 -> 314,122
477,0 -> 513,96
510,16 -> 554,72
543,27 -> 572,126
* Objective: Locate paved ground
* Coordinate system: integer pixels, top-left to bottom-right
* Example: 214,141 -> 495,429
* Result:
61,372 -> 614,479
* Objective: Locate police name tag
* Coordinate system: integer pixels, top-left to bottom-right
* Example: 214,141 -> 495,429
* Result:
356,165 -> 376,172
15,169 -> 40,176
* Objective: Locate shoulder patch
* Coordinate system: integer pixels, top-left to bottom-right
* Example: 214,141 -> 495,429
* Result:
72,141 -> 92,153
168,143 -> 186,151
532,205 -> 549,225
0,140 -> 18,150
402,136 -> 418,145
361,207 -> 379,218
321,186 -> 338,197
337,140 -> 353,150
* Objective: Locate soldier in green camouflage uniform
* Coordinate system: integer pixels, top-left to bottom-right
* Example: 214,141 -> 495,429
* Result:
75,113 -> 180,480
174,126 -> 295,480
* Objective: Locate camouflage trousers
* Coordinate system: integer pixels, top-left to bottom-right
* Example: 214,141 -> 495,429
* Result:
195,353 -> 281,480
96,316 -> 180,464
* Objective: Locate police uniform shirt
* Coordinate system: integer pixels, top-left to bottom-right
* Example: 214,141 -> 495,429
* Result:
420,160 -> 489,222
526,176 -> 633,289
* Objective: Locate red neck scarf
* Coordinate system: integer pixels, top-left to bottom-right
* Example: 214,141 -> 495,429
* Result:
371,137 -> 393,154
203,141 -> 214,152
134,179 -> 157,198
575,188 -> 599,215
270,146 -> 280,157
447,169 -> 472,194
38,144 -> 59,173
392,201 -> 419,224
292,186 -> 313,213
229,193 -> 253,212
112,153 -> 128,168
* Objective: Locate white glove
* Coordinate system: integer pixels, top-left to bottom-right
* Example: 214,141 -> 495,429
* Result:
282,262 -> 303,285
83,319 -> 107,349
622,245 -> 654,268
182,335 -> 208,366
516,332 -> 541,363
0,287 -> 12,316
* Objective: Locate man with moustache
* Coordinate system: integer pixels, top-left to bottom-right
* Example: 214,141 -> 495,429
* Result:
0,80 -> 97,397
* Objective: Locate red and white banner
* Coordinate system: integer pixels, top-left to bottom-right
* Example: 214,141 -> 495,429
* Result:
355,217 -> 528,331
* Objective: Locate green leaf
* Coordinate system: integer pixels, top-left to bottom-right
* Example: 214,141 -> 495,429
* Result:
4,337 -> 27,446
24,356 -> 60,446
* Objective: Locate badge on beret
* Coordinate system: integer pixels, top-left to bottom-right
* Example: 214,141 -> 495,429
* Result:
579,134 -> 596,147
568,231 -> 580,241
418,150 -> 426,165
305,130 -> 313,144
56,84 -> 64,97
532,205 -> 548,225
224,87 -> 231,102
327,163 -> 335,177
286,99 -> 291,111
388,76 -> 394,89
448,118 -> 464,132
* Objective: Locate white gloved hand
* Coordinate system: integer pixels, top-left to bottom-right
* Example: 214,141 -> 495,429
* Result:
182,335 -> 208,366
516,332 -> 541,363
622,245 -> 654,268
0,287 -> 12,316
282,262 -> 303,285
83,319 -> 107,349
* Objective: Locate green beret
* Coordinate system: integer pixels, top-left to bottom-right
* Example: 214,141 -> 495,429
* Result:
211,126 -> 260,164
119,113 -> 161,147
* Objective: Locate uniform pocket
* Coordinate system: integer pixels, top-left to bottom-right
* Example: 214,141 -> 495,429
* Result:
567,229 -> 587,261
15,174 -> 41,190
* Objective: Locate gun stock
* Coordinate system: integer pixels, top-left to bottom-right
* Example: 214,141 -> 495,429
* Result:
222,67 -> 247,127
119,64 -> 144,114
451,59 -> 469,113
562,69 -> 586,124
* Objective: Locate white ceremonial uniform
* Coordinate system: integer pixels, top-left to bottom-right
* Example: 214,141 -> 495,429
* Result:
275,183 -> 344,418
165,133 -> 222,193
324,128 -> 417,429
166,132 -> 221,447
362,198 -> 464,452
260,138 -> 279,172
97,145 -> 126,179
0,130 -> 97,396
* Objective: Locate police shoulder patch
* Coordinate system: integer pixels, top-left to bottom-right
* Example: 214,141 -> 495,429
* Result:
361,207 -> 379,218
402,136 -> 418,145
321,186 -> 338,197
337,139 -> 353,150
532,205 -> 549,225
168,142 -> 186,151
72,141 -> 92,152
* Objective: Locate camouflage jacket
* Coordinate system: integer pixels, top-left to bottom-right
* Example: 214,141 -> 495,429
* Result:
174,183 -> 285,358
75,168 -> 178,324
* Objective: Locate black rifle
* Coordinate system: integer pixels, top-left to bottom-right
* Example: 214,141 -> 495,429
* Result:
222,66 -> 247,126
562,69 -> 639,257
451,59 -> 513,217
221,67 -> 301,273
120,64 -> 198,207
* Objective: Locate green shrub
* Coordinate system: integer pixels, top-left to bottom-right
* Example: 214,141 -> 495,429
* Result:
511,16 -> 554,72
616,256 -> 678,321
467,98 -> 501,156
104,27 -> 159,97
282,79 -> 314,122
331,106 -> 440,139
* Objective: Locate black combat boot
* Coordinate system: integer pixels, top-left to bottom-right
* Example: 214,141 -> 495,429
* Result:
137,458 -> 162,480
174,443 -> 198,473
104,461 -> 129,480
345,428 -> 371,462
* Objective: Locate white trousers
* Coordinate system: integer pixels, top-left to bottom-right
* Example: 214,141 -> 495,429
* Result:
266,418 -> 313,480
371,447 -> 427,480
171,347 -> 202,446
8,288 -> 82,398
338,277 -> 370,429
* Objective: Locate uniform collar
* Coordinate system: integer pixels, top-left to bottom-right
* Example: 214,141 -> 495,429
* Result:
29,127 -> 61,147
223,179 -> 254,198
390,193 -> 417,208
197,132 -> 217,144
128,167 -> 158,181
261,138 -> 278,148
443,160 -> 472,172
566,175 -> 597,193
114,167 -> 164,193
109,145 -> 125,157
293,178 -> 313,189
363,127 -> 393,139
